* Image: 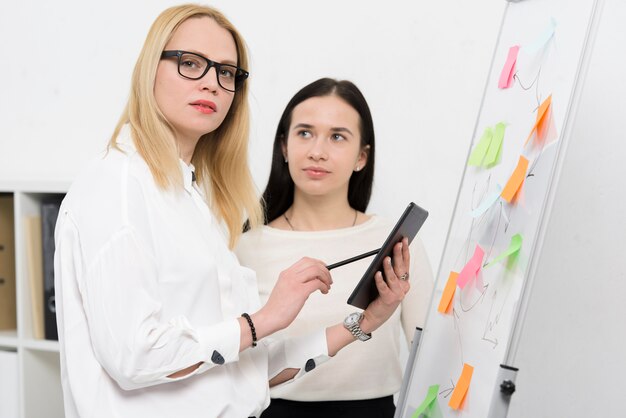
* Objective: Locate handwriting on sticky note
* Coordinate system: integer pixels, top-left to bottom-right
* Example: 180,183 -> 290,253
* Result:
498,45 -> 520,89
501,155 -> 529,203
449,363 -> 474,410
438,272 -> 458,314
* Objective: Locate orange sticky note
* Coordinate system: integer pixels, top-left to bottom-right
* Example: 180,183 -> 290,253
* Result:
525,95 -> 552,145
501,156 -> 529,203
438,272 -> 458,314
449,363 -> 474,410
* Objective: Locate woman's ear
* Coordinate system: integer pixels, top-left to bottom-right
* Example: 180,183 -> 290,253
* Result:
355,145 -> 370,171
281,141 -> 288,163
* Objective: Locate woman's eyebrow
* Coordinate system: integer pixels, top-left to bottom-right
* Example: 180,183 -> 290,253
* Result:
183,49 -> 238,66
330,127 -> 354,136
292,123 -> 353,136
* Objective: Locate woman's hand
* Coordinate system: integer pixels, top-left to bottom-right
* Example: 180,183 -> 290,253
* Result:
360,237 -> 411,334
253,257 -> 332,339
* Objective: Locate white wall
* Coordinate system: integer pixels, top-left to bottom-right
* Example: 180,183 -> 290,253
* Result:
2,1 -> 624,415
0,0 -> 505,268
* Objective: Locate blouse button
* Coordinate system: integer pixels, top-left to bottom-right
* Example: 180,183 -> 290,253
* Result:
211,350 -> 225,365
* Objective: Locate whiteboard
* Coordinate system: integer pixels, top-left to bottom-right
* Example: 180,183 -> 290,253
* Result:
398,0 -> 599,417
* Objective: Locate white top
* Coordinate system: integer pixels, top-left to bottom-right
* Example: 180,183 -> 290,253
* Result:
235,216 -> 434,401
54,126 -> 329,418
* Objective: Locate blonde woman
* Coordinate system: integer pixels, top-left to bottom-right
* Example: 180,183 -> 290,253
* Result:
54,5 -> 411,418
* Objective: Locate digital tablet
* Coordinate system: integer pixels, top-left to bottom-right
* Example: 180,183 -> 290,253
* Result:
346,202 -> 429,309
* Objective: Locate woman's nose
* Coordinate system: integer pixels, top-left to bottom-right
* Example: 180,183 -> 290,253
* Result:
307,139 -> 328,160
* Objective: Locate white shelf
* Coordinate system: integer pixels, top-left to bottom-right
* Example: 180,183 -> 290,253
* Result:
0,329 -> 18,348
1,188 -> 67,418
22,338 -> 60,352
0,181 -> 71,194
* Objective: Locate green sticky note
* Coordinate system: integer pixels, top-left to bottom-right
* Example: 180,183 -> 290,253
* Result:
468,127 -> 493,167
484,122 -> 506,168
412,384 -> 440,418
485,233 -> 523,268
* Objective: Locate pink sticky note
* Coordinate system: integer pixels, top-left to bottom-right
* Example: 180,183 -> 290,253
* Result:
457,245 -> 485,289
498,45 -> 520,89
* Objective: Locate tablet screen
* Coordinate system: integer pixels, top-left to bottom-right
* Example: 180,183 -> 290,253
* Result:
347,202 -> 429,309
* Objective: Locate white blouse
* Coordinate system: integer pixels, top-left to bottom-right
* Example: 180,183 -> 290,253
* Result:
235,217 -> 434,401
54,126 -> 329,418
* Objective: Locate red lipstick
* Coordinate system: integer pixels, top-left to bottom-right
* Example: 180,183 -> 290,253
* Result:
190,100 -> 217,114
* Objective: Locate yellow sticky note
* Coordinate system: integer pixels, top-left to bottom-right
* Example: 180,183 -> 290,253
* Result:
449,363 -> 474,410
501,156 -> 529,203
438,272 -> 458,314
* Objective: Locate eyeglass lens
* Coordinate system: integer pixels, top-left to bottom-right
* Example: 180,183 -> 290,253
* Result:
178,52 -> 240,91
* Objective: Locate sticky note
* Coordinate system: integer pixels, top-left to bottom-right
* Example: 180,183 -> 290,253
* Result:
471,185 -> 502,218
524,17 -> 557,54
536,100 -> 552,141
449,363 -> 474,410
501,156 -> 529,203
485,234 -> 523,268
468,127 -> 493,167
468,123 -> 506,169
498,45 -> 520,89
438,272 -> 458,314
484,122 -> 506,167
456,245 -> 484,289
411,384 -> 440,418
525,95 -> 553,145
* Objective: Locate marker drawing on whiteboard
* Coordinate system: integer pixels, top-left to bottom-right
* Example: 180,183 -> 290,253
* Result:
453,308 -> 464,366
483,202 -> 504,265
439,380 -> 456,398
460,284 -> 490,312
482,290 -> 500,349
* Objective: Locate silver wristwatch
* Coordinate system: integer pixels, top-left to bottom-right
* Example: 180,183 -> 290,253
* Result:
343,312 -> 371,342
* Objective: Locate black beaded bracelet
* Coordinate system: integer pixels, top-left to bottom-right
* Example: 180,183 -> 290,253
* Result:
241,313 -> 257,347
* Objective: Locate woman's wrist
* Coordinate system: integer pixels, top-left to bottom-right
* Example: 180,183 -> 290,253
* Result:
359,311 -> 375,335
241,313 -> 257,347
249,309 -> 280,341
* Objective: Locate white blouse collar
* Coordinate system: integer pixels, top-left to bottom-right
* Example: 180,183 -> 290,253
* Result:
180,159 -> 196,193
116,124 -> 196,193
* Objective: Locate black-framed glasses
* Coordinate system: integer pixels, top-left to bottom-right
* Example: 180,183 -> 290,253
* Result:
161,50 -> 249,92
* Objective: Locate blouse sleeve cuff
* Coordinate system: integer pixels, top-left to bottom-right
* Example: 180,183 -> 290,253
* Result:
267,328 -> 330,380
194,318 -> 241,371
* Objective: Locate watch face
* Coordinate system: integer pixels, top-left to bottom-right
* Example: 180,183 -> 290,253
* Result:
345,312 -> 361,326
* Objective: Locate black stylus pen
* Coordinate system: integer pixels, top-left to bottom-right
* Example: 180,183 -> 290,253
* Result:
326,248 -> 380,270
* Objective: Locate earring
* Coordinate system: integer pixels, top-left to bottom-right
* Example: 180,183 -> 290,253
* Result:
355,166 -> 361,171
284,156 -> 288,163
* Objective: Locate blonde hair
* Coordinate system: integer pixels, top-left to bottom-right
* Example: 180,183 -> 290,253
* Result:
109,4 -> 262,248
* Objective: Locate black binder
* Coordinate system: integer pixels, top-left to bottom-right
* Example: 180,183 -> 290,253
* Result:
42,198 -> 63,341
